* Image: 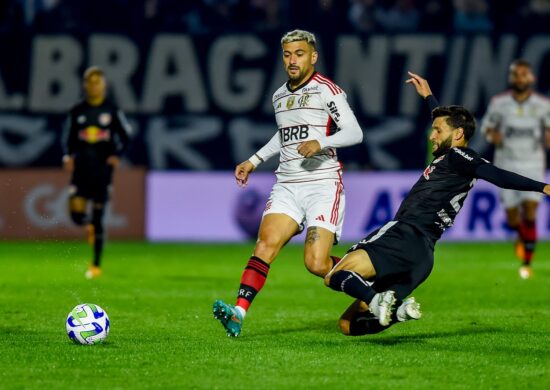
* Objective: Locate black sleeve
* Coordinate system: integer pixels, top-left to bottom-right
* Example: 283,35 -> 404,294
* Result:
111,109 -> 132,155
475,163 -> 546,192
62,111 -> 78,156
425,95 -> 439,113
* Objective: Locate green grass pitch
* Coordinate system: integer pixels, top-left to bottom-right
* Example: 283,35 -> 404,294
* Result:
1,241 -> 550,389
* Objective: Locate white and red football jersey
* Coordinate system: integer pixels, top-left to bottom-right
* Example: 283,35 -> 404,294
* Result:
255,72 -> 363,183
481,91 -> 550,171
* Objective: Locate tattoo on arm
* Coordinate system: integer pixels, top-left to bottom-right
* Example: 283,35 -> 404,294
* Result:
306,227 -> 321,245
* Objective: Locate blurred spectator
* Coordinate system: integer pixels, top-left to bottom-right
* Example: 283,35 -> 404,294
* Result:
419,0 -> 454,33
192,0 -> 242,33
375,0 -> 420,32
348,0 -> 377,33
490,0 -> 522,33
453,0 -> 493,33
33,0 -> 130,33
248,0 -> 282,31
126,0 -> 195,33
1,1 -> 24,33
513,0 -> 550,34
33,0 -> 80,32
16,0 -> 57,27
291,0 -> 349,33
2,0 -> 547,36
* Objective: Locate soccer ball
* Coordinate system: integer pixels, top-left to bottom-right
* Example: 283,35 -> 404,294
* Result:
66,303 -> 110,345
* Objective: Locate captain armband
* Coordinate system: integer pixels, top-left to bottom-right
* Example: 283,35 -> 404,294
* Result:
248,154 -> 264,168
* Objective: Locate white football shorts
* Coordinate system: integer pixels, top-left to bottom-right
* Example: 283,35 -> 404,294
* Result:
263,179 -> 345,242
497,163 -> 544,208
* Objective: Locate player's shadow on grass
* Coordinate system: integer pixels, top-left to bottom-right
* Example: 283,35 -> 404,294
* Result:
361,325 -> 504,345
245,319 -> 338,339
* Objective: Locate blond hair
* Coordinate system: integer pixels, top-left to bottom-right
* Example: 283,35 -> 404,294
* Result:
281,29 -> 316,49
83,66 -> 105,80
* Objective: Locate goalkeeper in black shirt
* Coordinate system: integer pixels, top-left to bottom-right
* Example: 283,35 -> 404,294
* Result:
325,72 -> 550,335
62,66 -> 131,279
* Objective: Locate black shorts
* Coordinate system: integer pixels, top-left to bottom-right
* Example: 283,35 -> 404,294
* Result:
70,166 -> 113,204
348,221 -> 435,300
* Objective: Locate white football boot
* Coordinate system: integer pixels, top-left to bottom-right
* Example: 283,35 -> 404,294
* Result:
396,297 -> 422,322
368,290 -> 396,326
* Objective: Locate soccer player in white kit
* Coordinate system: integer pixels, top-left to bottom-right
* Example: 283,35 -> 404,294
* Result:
481,59 -> 550,279
213,29 -> 364,337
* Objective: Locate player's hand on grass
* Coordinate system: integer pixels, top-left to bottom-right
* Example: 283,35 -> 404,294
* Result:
62,155 -> 74,172
297,140 -> 321,158
406,71 -> 433,98
107,155 -> 120,168
235,160 -> 255,187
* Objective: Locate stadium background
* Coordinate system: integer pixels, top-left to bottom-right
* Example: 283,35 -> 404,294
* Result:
1,0 -> 550,243
2,2 -> 550,389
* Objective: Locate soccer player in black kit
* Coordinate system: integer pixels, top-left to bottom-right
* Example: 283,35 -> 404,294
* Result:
324,72 -> 550,336
62,66 -> 131,279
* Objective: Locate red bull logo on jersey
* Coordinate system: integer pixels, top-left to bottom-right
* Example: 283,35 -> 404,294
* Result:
78,126 -> 111,143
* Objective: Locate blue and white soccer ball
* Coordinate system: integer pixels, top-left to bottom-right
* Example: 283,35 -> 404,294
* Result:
66,303 -> 110,345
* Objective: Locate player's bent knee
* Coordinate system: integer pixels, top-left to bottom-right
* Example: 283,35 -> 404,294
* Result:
304,257 -> 330,277
69,196 -> 87,213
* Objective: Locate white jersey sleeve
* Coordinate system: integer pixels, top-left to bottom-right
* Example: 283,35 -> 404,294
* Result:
317,87 -> 363,149
480,97 -> 503,134
252,131 -> 281,165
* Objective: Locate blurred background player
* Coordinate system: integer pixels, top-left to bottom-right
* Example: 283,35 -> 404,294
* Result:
213,29 -> 363,337
62,66 -> 132,279
481,59 -> 550,279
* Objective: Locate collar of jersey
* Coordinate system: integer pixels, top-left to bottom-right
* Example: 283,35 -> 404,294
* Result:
286,71 -> 317,93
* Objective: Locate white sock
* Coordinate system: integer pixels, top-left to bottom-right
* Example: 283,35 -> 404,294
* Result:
235,306 -> 246,318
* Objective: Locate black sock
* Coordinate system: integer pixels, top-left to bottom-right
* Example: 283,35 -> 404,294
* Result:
348,309 -> 400,335
92,207 -> 105,267
328,270 -> 377,304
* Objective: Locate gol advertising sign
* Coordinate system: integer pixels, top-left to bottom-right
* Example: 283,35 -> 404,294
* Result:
0,169 -> 145,239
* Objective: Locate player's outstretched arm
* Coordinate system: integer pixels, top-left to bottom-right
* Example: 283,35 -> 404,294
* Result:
406,71 -> 433,98
475,163 -> 548,194
406,71 -> 439,111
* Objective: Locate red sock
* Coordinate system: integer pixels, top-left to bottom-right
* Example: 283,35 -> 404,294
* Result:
235,256 -> 270,311
519,220 -> 537,264
330,256 -> 342,268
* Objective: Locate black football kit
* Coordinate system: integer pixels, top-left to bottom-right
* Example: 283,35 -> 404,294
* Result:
349,96 -> 546,300
64,99 -> 131,203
